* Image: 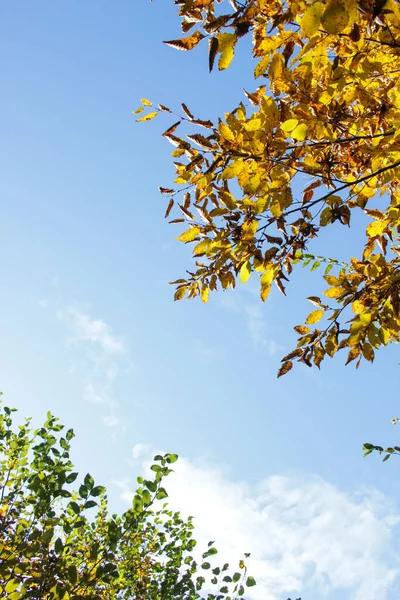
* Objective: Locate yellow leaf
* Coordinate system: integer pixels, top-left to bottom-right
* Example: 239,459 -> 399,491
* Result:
219,122 -> 236,142
260,267 -> 275,286
174,286 -> 187,301
141,98 -> 152,106
294,325 -> 310,335
321,1 -> 349,34
261,96 -> 280,130
218,32 -> 236,50
305,309 -> 324,324
352,300 -> 366,314
240,261 -> 252,283
201,286 -> 210,304
281,119 -> 299,132
193,239 -> 211,255
300,2 -> 323,37
222,160 -> 243,179
260,284 -> 271,301
219,46 -> 235,70
132,106 -> 144,115
177,227 -> 200,242
245,119 -> 262,132
291,123 -> 307,141
366,220 -> 388,237
324,286 -> 344,298
136,112 -> 158,122
254,55 -> 270,79
388,85 -> 400,109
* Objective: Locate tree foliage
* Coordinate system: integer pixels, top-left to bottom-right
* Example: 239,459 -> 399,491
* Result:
0,400 -> 254,599
137,0 -> 400,374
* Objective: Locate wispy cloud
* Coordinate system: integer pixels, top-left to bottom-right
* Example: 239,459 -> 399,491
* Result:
121,449 -> 400,600
219,293 -> 283,355
58,306 -> 125,355
58,305 -> 129,428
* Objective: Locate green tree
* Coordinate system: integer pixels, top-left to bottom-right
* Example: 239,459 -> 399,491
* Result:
137,0 -> 400,375
0,399 -> 255,599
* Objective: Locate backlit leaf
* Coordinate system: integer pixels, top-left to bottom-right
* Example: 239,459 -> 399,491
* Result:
177,227 -> 201,242
240,261 -> 252,283
305,309 -> 324,324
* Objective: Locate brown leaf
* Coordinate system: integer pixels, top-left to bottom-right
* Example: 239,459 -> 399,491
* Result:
283,39 -> 295,66
163,121 -> 181,137
163,32 -> 204,52
192,118 -> 214,130
164,199 -> 174,219
181,103 -> 194,120
209,36 -> 219,72
277,361 -> 293,378
187,133 -> 214,151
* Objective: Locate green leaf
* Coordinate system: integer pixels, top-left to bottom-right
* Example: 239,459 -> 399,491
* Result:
167,453 -> 179,464
55,537 -> 64,554
84,473 -> 94,490
91,485 -> 105,497
246,576 -> 256,587
68,565 -> 78,585
156,487 -> 168,500
66,472 -> 78,484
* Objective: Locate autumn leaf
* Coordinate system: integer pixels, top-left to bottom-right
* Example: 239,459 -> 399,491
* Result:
136,111 -> 158,122
141,0 -> 400,375
277,361 -> 293,378
305,309 -> 324,324
163,31 -> 204,51
240,261 -> 252,283
177,227 -> 201,243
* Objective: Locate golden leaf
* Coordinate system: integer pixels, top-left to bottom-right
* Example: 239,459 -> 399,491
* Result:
222,161 -> 243,179
305,309 -> 324,324
176,227 -> 201,243
240,261 -> 252,283
219,46 -> 235,70
136,112 -> 158,122
321,1 -> 349,34
163,31 -> 204,51
300,2 -> 323,37
174,286 -> 187,301
201,286 -> 210,304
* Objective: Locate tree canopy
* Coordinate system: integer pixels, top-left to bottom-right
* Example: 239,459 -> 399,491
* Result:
0,400 -> 255,599
137,0 -> 400,375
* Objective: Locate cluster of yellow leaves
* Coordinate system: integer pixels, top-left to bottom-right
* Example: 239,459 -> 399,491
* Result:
139,0 -> 400,373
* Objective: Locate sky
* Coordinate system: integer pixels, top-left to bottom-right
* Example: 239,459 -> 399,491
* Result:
1,2 -> 400,599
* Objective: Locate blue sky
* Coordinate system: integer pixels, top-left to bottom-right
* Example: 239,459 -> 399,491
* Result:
2,2 -> 400,599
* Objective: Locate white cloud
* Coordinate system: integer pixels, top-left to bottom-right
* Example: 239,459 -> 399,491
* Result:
58,305 -> 129,428
132,443 -> 149,460
102,414 -> 119,428
58,306 -> 125,355
38,298 -> 49,309
121,452 -> 400,600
